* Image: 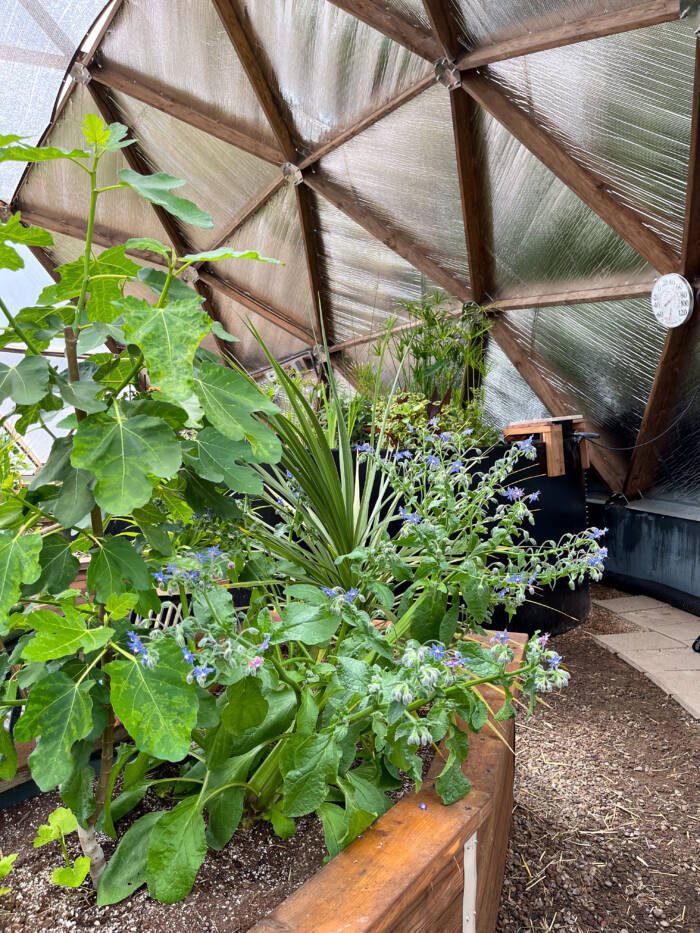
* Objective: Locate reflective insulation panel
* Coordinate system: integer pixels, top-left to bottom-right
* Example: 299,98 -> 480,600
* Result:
233,0 -> 433,151
487,20 -> 695,252
477,109 -> 652,295
314,193 -> 441,343
382,0 -> 433,33
0,0 -> 108,199
212,295 -> 310,371
108,89 -> 281,252
99,0 -> 278,149
449,0 -> 643,49
651,329 -> 700,503
215,184 -> 315,334
320,83 -> 471,294
502,298 -> 666,447
19,83 -> 174,245
483,338 -> 550,427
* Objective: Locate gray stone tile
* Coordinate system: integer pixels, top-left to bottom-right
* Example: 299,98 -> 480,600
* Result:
592,596 -> 665,613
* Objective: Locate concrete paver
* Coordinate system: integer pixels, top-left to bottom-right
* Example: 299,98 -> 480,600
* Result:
593,597 -> 699,719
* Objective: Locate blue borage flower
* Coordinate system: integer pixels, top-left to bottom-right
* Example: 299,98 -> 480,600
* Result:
491,629 -> 510,645
354,442 -> 373,454
320,586 -> 361,604
126,630 -> 154,668
398,506 -> 422,524
425,454 -> 440,468
182,645 -> 195,664
502,486 -> 525,502
529,490 -> 541,503
393,449 -> 412,462
547,652 -> 563,670
438,431 -> 452,443
463,428 -> 474,436
516,435 -> 536,454
449,460 -> 464,474
428,416 -> 439,428
429,643 -> 445,661
187,663 -> 215,687
587,527 -> 608,540
587,546 -> 608,568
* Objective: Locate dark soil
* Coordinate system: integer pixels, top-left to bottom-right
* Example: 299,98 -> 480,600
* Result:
2,590 -> 697,931
497,594 -> 700,932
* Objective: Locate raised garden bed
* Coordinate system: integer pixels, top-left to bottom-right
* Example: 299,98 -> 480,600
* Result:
1,635 -> 525,931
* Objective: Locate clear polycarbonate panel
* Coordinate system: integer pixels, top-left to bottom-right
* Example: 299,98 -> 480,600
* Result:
320,83 -> 470,293
483,339 -> 549,427
213,295 -> 310,371
216,184 -> 314,332
449,0 -> 641,49
0,0 -> 109,199
19,84 -> 173,244
478,110 -> 652,294
651,334 -> 700,503
234,0 -> 432,150
314,194 -> 442,343
98,0 -> 277,148
503,299 -> 666,447
383,0 -> 433,32
109,89 -> 281,251
488,20 -> 695,252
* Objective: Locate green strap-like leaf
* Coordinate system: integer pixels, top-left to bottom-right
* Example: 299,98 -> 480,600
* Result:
97,811 -> 163,906
119,169 -> 213,229
105,639 -> 198,761
71,403 -> 182,513
14,673 -> 94,790
21,606 -> 113,662
146,796 -> 207,903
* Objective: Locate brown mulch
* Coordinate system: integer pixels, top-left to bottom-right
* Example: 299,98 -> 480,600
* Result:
497,593 -> 700,932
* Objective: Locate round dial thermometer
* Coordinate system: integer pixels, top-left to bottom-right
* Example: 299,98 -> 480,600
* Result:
650,273 -> 694,329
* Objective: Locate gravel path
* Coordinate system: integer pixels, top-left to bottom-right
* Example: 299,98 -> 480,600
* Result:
497,593 -> 699,932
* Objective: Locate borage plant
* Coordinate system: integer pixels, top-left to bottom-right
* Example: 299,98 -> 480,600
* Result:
0,116 -> 281,890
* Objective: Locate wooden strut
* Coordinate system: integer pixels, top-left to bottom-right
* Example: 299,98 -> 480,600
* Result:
326,0 -> 441,61
623,32 -> 700,497
211,0 -> 329,344
421,0 -> 462,62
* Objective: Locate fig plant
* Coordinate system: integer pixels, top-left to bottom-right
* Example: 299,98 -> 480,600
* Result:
0,115 -> 281,888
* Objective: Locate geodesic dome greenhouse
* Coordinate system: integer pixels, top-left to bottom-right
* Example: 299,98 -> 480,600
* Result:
1,0 -> 699,514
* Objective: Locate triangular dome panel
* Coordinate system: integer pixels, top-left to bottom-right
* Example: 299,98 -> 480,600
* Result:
313,191 -> 441,343
215,183 -> 315,333
320,83 -> 471,293
231,0 -> 432,151
479,109 -> 653,295
99,0 -> 279,150
107,89 -> 281,252
486,19 -> 695,252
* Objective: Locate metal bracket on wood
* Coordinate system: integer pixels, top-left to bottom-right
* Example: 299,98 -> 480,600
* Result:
435,58 -> 461,90
69,61 -> 92,84
180,266 -> 200,284
282,162 -> 303,185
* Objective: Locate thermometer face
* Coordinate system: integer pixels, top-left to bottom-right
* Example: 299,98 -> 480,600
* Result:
650,274 -> 694,329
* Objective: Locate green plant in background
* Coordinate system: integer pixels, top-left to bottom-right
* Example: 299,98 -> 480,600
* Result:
0,116 -> 281,889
